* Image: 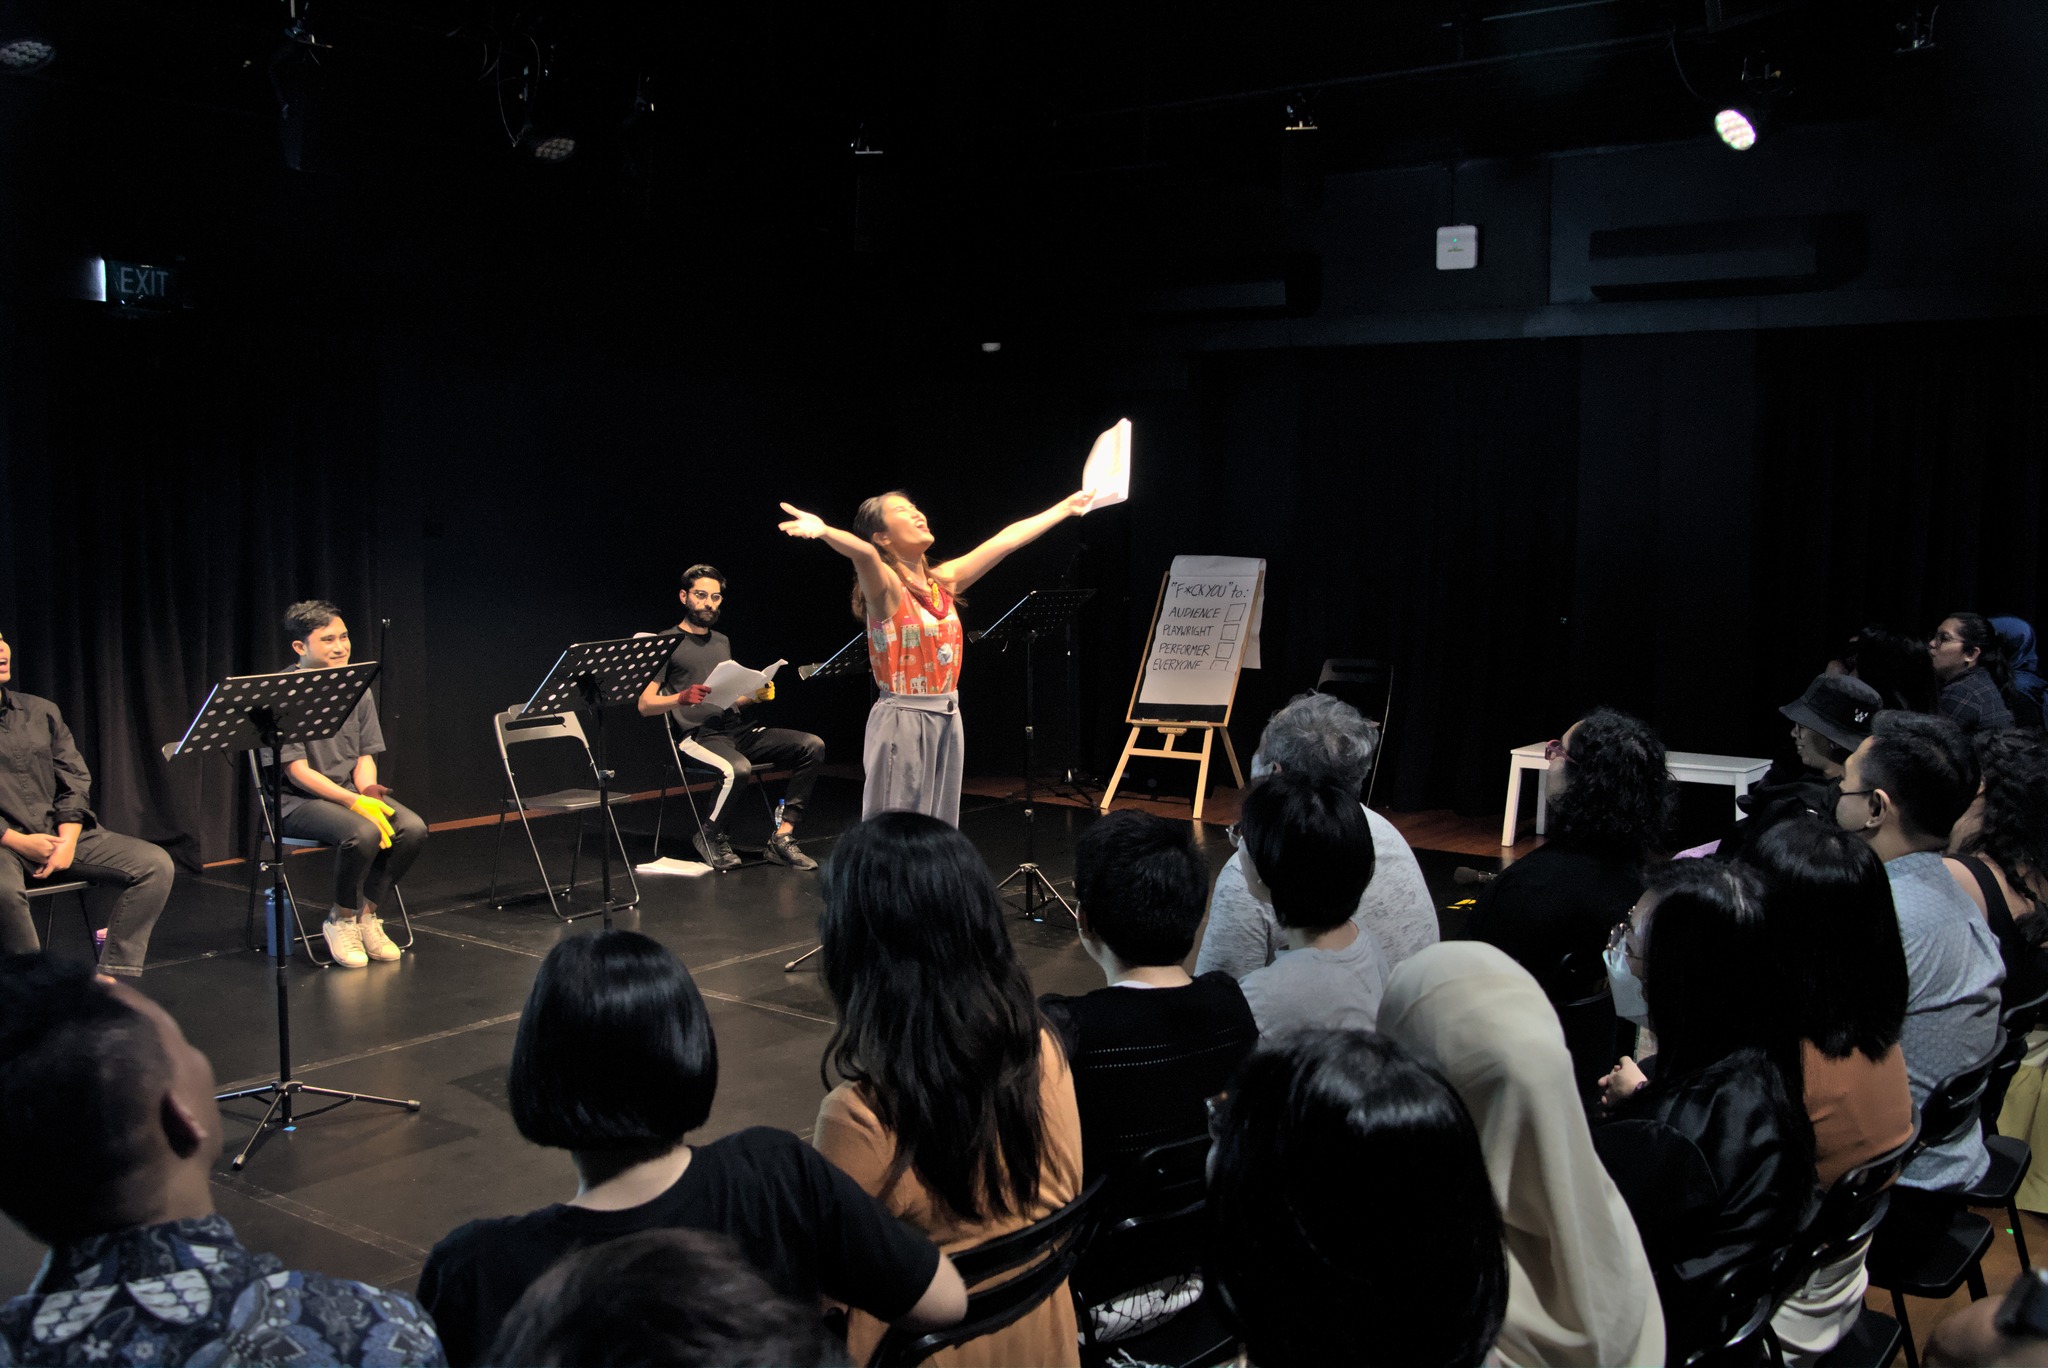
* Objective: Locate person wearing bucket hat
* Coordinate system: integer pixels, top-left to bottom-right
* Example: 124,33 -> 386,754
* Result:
1716,674 -> 1886,864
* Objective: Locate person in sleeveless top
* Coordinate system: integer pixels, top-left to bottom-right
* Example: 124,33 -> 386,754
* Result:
776,488 -> 1091,825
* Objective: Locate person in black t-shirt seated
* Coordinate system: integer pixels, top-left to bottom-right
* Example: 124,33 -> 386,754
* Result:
1465,706 -> 1677,1098
636,563 -> 824,872
1039,810 -> 1259,1183
274,601 -> 427,969
417,931 -> 965,1367
487,1229 -> 848,1368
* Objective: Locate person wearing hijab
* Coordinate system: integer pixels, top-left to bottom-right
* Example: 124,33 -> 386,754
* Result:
1991,616 -> 2048,730
1381,942 -> 1666,1368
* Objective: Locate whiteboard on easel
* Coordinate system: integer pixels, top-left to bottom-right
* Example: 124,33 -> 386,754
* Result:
1136,555 -> 1265,711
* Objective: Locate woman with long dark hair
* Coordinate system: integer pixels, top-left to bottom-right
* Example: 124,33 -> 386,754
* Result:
1205,1029 -> 1509,1368
1593,860 -> 1815,1365
1744,818 -> 1912,1362
418,931 -> 963,1367
1946,727 -> 2048,995
776,488 -> 1089,826
1931,611 -> 2016,733
1466,706 -> 1678,1093
813,811 -> 1084,1366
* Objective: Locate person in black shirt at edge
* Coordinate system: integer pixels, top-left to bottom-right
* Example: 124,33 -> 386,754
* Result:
0,629 -> 175,976
637,563 -> 824,872
418,930 -> 965,1367
272,601 -> 428,968
1465,706 -> 1676,1097
1041,809 -> 1259,1179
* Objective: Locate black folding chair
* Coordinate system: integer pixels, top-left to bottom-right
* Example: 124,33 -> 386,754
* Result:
1070,1135 -> 1239,1368
25,877 -> 93,956
1762,1123 -> 1919,1368
867,1176 -> 1107,1368
487,706 -> 639,921
1315,658 -> 1392,806
243,753 -> 415,966
647,712 -> 780,871
1682,1254 -> 1785,1367
1868,1031 -> 2007,1368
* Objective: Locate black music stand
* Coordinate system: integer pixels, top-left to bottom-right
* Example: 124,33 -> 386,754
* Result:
521,634 -> 679,929
782,632 -> 871,972
166,662 -> 421,1170
976,588 -> 1097,922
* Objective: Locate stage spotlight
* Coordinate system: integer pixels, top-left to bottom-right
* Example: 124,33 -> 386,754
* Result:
522,132 -> 576,161
0,36 -> 53,73
1714,106 -> 1759,149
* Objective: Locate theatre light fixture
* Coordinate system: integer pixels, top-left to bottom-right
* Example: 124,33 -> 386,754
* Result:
0,36 -> 52,72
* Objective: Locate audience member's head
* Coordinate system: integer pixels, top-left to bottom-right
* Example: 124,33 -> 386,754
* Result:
1236,770 -> 1375,933
0,955 -> 222,1245
1381,944 -> 1661,1368
1250,691 -> 1380,794
1781,673 -> 1884,777
1951,729 -> 2048,907
487,1228 -> 848,1368
1837,711 -> 1979,855
1993,617 -> 2043,677
1838,624 -> 1937,713
1634,859 -> 1804,1094
1206,1029 -> 1508,1368
1932,612 -> 2011,689
820,810 -> 1046,1223
509,931 -> 718,1180
1072,809 -> 1208,971
1545,706 -> 1678,860
1745,817 -> 1907,1063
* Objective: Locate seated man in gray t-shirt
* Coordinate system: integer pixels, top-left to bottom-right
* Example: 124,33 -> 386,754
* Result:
1236,771 -> 1392,1039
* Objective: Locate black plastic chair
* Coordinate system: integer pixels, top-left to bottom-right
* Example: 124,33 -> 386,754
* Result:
1070,1135 -> 1238,1368
1868,1031 -> 2007,1368
867,1176 -> 1107,1368
25,877 -> 93,956
1315,658 -> 1392,807
1683,1253 -> 1784,1367
1762,1123 -> 1919,1368
487,707 -> 640,921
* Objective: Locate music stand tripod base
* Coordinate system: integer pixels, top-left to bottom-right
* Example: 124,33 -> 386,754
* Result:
165,661 -> 424,1170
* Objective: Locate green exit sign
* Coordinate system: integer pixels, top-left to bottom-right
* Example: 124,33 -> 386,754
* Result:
95,258 -> 179,308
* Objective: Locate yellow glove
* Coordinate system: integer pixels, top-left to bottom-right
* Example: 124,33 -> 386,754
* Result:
757,681 -> 776,703
350,795 -> 397,849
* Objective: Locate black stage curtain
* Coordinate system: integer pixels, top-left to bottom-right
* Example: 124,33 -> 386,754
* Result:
1753,318 -> 2048,693
0,301 -> 395,868
1188,342 -> 1581,815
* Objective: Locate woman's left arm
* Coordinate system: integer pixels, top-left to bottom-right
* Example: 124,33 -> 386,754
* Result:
935,491 -> 1091,594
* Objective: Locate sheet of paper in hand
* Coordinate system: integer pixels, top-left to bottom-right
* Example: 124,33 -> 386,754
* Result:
1080,418 -> 1132,512
702,658 -> 787,710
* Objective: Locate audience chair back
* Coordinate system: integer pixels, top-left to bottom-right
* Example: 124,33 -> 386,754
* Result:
1916,1028 -> 2005,1159
867,1176 -> 1107,1368
1770,1122 -> 1920,1319
1684,1253 -> 1786,1367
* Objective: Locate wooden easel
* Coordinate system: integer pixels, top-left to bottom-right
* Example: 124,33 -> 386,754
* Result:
1098,569 -> 1258,822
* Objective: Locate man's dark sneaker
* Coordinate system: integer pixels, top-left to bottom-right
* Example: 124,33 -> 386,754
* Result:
693,830 -> 742,872
765,832 -> 818,871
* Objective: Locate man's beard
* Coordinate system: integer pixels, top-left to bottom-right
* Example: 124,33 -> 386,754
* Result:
690,606 -> 721,629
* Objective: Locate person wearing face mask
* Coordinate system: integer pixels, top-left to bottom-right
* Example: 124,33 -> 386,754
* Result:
1714,674 -> 1884,865
1832,710 -> 2002,1194
1590,861 -> 1815,1366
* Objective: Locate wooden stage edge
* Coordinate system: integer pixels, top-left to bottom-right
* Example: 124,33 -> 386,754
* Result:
958,776 -> 1541,860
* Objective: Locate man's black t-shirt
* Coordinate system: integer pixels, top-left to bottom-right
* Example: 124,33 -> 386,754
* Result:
416,1126 -> 939,1367
656,627 -> 738,737
1037,972 -> 1258,1183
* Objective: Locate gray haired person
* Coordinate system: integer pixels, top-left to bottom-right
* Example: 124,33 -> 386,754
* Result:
1195,692 -> 1440,981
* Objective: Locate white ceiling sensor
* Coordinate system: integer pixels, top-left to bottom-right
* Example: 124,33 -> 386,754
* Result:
1436,224 -> 1480,271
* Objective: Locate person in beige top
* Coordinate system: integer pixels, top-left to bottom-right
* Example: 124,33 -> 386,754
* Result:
812,811 -> 1085,1368
1382,943 -> 1666,1368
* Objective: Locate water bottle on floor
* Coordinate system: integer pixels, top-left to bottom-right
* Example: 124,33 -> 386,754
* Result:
263,886 -> 295,960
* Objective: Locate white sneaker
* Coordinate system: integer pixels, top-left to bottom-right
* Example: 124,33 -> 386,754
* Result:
359,914 -> 403,962
322,916 -> 369,968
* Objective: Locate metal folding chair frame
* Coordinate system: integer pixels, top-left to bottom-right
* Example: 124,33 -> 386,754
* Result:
488,706 -> 640,921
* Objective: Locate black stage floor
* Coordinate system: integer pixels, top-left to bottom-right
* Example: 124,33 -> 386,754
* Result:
1,778 -> 1495,1296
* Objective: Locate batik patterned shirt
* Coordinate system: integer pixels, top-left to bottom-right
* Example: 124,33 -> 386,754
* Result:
0,1214 -> 446,1366
866,582 -> 964,695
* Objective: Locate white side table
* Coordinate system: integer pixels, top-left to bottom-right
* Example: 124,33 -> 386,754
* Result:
1501,744 -> 1773,846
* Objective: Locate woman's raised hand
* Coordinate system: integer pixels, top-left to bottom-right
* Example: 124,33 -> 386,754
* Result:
778,503 -> 826,539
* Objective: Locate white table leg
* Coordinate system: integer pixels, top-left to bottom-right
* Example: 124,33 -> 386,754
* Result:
1535,765 -> 1550,835
1501,760 -> 1523,846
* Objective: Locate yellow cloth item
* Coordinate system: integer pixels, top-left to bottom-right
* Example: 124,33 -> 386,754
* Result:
1998,1029 -> 2048,1213
349,795 -> 396,849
